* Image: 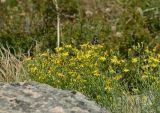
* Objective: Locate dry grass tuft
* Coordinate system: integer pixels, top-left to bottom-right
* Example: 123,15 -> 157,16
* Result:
0,46 -> 28,82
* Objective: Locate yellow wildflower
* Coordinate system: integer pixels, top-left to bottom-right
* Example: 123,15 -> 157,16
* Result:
150,76 -> 157,80
142,65 -> 149,70
153,47 -> 156,52
151,63 -> 158,68
41,52 -> 48,56
141,75 -> 148,80
38,76 -> 44,80
80,64 -> 84,68
84,53 -> 91,58
97,45 -> 103,48
99,56 -> 106,61
149,57 -> 159,63
158,54 -> 160,59
76,75 -> 81,80
65,44 -> 72,48
25,57 -> 32,61
96,95 -> 101,100
48,70 -> 52,75
94,62 -> 98,66
57,73 -> 64,77
121,59 -> 125,63
142,96 -> 148,103
62,52 -> 69,57
114,74 -> 122,80
123,68 -> 129,73
131,57 -> 138,63
55,47 -> 63,52
145,47 -> 150,54
55,60 -> 61,64
105,80 -> 112,91
105,85 -> 112,92
104,51 -> 108,56
30,67 -> 37,73
93,70 -> 100,76
109,66 -> 116,74
80,43 -> 90,49
111,56 -> 120,64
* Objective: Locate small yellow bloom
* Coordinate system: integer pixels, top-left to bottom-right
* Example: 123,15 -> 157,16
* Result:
123,68 -> 129,73
97,45 -> 103,48
30,67 -> 37,72
150,76 -> 157,80
158,54 -> 160,59
128,48 -> 132,52
142,65 -> 149,70
131,57 -> 138,63
121,59 -> 125,63
65,44 -> 72,48
105,81 -> 112,91
55,47 -> 63,52
142,96 -> 148,103
55,60 -> 61,64
57,73 -> 64,77
96,95 -> 101,100
80,43 -> 90,49
41,52 -> 48,56
151,63 -> 158,68
153,47 -> 156,52
80,64 -> 84,68
93,70 -> 100,76
104,51 -> 108,56
62,52 -> 69,57
141,75 -> 148,80
149,57 -> 159,63
38,76 -> 44,80
105,85 -> 112,92
48,70 -> 52,74
94,62 -> 98,66
111,56 -> 120,64
25,57 -> 32,61
99,56 -> 106,61
114,74 -> 122,80
145,48 -> 150,54
109,66 -> 116,74
76,75 -> 81,80
84,54 -> 91,58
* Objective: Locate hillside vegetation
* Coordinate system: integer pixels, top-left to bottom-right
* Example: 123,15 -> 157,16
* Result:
0,0 -> 160,113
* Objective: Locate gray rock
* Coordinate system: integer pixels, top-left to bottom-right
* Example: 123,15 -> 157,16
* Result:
0,81 -> 110,113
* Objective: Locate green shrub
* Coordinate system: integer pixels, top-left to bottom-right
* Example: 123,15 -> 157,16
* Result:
25,43 -> 160,112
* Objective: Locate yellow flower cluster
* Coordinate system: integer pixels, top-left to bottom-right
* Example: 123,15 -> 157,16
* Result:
25,43 -> 160,97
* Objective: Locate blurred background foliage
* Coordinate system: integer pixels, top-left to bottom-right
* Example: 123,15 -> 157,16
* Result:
0,0 -> 160,55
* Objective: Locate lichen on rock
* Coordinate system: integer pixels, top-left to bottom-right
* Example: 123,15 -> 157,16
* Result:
0,81 -> 110,113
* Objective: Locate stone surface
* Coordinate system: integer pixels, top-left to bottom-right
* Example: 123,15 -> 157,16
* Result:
0,81 -> 110,113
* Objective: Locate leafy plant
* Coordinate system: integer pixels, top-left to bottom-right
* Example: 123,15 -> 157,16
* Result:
25,43 -> 160,112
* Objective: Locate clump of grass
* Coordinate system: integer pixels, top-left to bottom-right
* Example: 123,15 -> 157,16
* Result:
0,45 -> 29,82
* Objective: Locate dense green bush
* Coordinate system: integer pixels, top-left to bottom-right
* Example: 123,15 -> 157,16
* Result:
24,43 -> 160,112
1,1 -> 160,112
0,0 -> 160,55
0,0 -> 79,53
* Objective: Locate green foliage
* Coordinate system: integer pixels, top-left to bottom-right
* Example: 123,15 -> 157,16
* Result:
1,0 -> 160,112
1,1 -> 160,112
0,0 -> 160,55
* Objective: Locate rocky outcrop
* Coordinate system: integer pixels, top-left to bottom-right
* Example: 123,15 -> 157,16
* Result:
0,81 -> 110,113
